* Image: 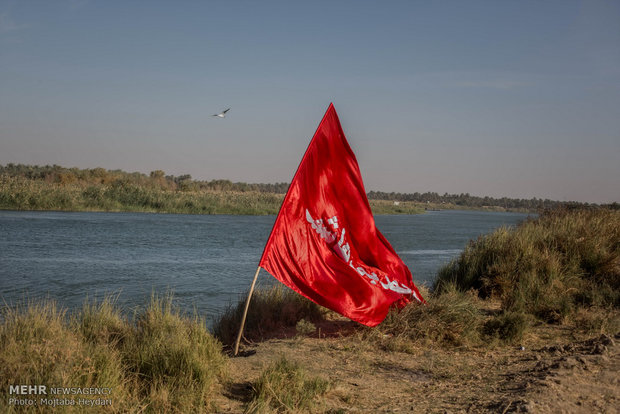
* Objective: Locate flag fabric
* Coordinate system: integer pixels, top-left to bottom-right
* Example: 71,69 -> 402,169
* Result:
259,103 -> 424,327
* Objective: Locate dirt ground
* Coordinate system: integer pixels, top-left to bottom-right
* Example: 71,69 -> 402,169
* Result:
214,323 -> 619,413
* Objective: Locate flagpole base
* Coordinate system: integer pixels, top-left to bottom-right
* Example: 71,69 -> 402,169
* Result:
233,266 -> 261,356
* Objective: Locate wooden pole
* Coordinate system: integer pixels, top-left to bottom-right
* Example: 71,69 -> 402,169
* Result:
233,266 -> 261,356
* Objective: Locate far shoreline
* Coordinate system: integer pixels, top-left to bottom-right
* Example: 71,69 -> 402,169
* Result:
0,201 -> 536,216
1,164 -> 589,215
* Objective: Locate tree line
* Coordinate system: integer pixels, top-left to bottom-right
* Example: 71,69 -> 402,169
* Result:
0,164 -> 289,194
1,163 -> 597,211
366,191 -> 580,211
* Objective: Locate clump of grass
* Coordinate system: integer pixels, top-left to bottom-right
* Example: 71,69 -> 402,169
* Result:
124,293 -> 228,413
482,311 -> 530,344
435,208 -> 620,323
246,357 -> 329,414
213,285 -> 326,348
364,285 -> 484,351
0,294 -> 228,413
0,299 -> 128,413
295,319 -> 317,337
78,294 -> 129,346
571,308 -> 620,336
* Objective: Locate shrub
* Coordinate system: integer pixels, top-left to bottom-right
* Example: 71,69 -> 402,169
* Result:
482,311 -> 529,343
78,295 -> 129,346
0,300 -> 127,413
435,208 -> 620,320
295,319 -> 317,337
123,293 -> 228,412
0,294 -> 228,413
364,285 -> 483,351
213,285 -> 326,348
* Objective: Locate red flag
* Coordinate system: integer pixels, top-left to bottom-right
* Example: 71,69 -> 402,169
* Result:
259,103 -> 424,327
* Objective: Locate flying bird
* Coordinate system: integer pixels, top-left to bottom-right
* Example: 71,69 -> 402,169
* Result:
213,108 -> 230,118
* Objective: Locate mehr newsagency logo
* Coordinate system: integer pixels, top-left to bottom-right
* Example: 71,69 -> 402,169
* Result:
8,385 -> 113,408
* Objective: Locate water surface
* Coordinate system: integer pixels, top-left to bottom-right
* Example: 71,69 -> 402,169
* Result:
0,210 -> 530,319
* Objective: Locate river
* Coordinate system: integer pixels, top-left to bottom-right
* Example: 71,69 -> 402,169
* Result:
0,210 -> 530,321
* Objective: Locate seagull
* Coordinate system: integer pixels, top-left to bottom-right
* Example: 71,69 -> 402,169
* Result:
213,108 -> 230,118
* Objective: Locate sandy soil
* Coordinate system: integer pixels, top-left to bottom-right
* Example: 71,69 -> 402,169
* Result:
214,324 -> 619,413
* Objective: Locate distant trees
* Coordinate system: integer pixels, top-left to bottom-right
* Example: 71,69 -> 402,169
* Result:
0,164 -> 290,195
0,163 -> 595,211
365,190 -> 579,211
150,170 -> 165,179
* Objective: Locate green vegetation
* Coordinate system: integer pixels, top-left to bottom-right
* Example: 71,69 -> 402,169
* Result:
366,190 -> 593,212
363,286 -> 484,352
0,164 -> 289,194
1,163 -> 595,215
245,357 -> 329,414
362,207 -> 620,350
0,295 -> 227,413
435,208 -> 620,320
0,174 -> 284,215
365,199 -> 425,215
0,164 -> 424,215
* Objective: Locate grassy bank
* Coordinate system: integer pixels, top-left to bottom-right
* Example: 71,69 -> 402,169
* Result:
218,209 -> 619,413
0,175 -> 284,215
0,175 -> 423,215
435,208 -> 620,322
4,164 -> 592,212
365,208 -> 619,352
0,292 -> 333,413
0,295 -> 228,413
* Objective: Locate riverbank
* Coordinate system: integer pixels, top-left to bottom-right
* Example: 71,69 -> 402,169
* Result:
0,164 -> 563,215
1,290 -> 617,413
210,206 -> 620,412
0,175 -> 426,215
1,208 -> 617,412
220,321 -> 619,413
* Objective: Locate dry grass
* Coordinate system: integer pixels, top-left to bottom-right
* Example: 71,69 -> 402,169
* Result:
213,285 -> 327,349
435,208 -> 620,322
245,357 -> 330,414
0,174 -> 425,216
356,285 -> 484,353
0,175 -> 284,215
0,294 -> 227,413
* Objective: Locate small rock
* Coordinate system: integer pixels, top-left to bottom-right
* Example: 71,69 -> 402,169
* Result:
520,401 -> 536,412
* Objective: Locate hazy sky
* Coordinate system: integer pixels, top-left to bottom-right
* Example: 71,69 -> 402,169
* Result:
1,1 -> 619,203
